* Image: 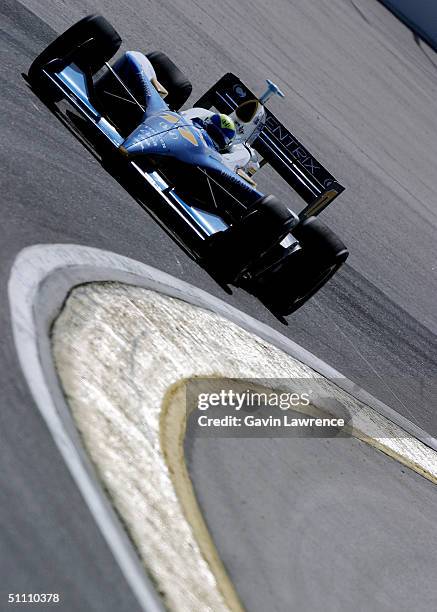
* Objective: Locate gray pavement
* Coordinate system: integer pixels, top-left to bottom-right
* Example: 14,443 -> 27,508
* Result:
186,434 -> 437,612
0,0 -> 436,610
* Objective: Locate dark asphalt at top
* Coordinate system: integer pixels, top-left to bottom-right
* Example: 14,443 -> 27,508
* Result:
0,0 -> 436,609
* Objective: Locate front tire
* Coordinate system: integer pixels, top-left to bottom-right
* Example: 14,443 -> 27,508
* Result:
28,15 -> 121,100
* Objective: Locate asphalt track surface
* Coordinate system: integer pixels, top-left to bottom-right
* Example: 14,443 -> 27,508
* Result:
186,433 -> 437,612
0,0 -> 436,609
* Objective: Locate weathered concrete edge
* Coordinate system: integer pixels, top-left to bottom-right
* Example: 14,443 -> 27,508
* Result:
8,247 -> 170,612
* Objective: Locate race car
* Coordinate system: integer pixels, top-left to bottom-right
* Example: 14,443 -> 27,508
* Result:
27,14 -> 349,320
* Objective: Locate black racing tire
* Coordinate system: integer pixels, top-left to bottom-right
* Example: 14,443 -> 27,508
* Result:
291,215 -> 349,260
146,51 -> 192,110
253,216 -> 348,316
28,15 -> 121,100
204,195 -> 297,282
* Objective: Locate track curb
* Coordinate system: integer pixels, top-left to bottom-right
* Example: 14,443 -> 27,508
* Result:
8,243 -> 437,611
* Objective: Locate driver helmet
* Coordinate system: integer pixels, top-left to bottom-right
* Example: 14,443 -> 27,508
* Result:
204,113 -> 236,151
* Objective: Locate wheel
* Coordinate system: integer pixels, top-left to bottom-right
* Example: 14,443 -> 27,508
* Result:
28,15 -> 121,100
146,51 -> 192,110
203,195 -> 298,283
252,216 -> 348,315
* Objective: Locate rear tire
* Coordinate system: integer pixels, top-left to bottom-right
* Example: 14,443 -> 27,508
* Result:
28,15 -> 121,100
253,216 -> 348,315
204,195 -> 297,283
146,51 -> 192,110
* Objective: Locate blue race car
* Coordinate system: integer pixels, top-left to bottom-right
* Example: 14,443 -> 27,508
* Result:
28,15 -> 348,320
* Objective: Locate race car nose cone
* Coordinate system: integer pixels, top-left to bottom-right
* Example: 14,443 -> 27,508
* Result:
121,132 -> 151,157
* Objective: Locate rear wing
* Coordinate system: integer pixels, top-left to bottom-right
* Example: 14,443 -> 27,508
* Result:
195,73 -> 345,219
